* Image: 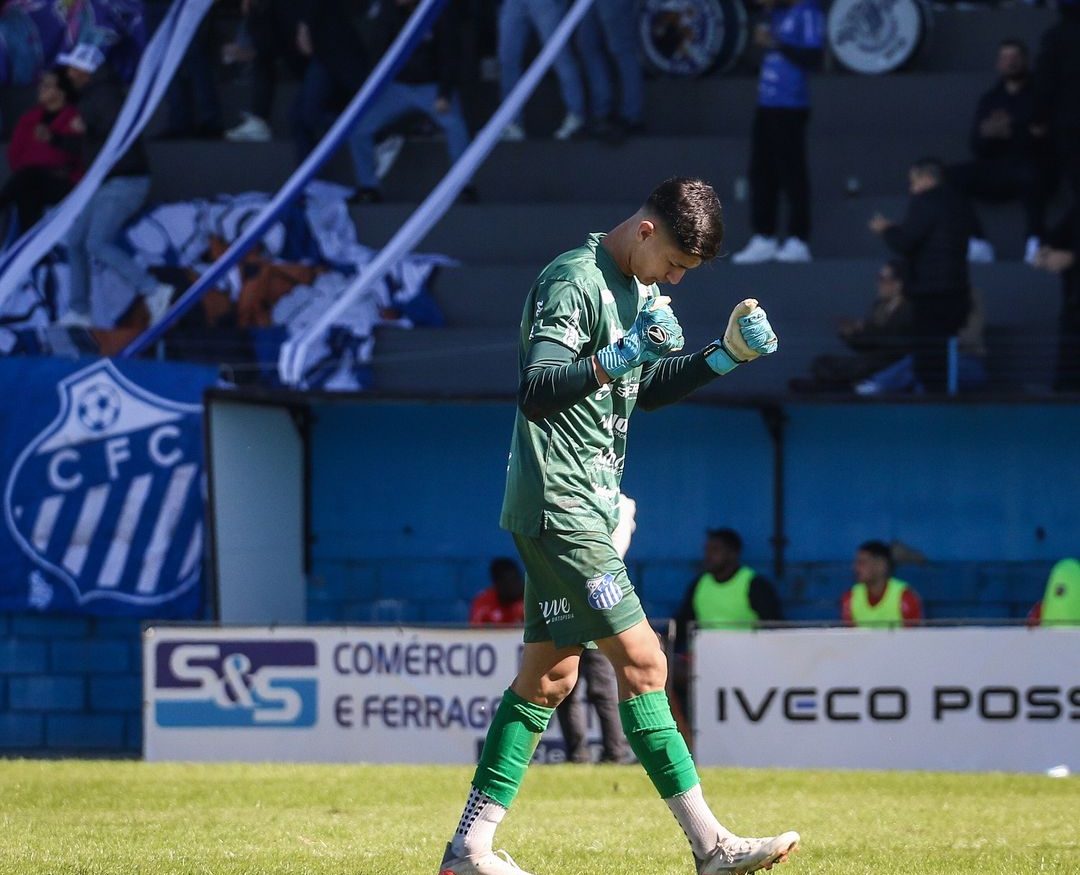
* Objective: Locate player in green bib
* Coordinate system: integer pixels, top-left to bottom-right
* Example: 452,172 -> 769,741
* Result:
439,178 -> 799,875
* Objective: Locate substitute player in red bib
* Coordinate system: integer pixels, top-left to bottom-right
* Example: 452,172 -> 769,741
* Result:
439,177 -> 799,875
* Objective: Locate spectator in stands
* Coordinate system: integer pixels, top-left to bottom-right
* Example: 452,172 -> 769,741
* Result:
498,0 -> 586,141
1031,208 -> 1080,392
58,45 -> 173,329
575,0 -> 644,140
291,0 -> 368,164
731,0 -> 825,265
469,557 -> 526,625
0,67 -> 84,232
1027,557 -> 1080,626
147,0 -> 224,140
869,158 -> 977,392
841,540 -> 922,628
852,285 -> 989,395
790,259 -> 913,393
671,528 -> 781,719
347,0 -> 470,203
1031,0 -> 1080,204
225,0 -> 308,142
950,39 -> 1047,265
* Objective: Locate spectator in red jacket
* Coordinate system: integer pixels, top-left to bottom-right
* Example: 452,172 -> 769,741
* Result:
0,67 -> 84,230
469,557 -> 525,626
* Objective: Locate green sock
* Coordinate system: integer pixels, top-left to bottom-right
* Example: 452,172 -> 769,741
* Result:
619,690 -> 700,799
471,688 -> 554,809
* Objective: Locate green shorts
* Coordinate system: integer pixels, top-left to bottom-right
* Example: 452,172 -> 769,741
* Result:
512,528 -> 646,648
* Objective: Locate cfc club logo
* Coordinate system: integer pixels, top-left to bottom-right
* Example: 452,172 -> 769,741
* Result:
827,0 -> 925,75
153,639 -> 318,728
586,573 -> 624,611
4,360 -> 204,608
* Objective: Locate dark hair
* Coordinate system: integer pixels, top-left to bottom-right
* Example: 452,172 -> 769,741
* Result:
858,540 -> 893,569
489,557 -> 521,582
910,157 -> 945,182
706,527 -> 743,552
44,66 -> 79,105
644,177 -> 724,260
999,37 -> 1028,56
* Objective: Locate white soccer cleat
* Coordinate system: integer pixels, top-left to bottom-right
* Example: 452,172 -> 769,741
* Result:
775,237 -> 812,263
225,112 -> 271,143
731,235 -> 779,265
501,122 -> 526,143
697,831 -> 800,875
553,112 -> 584,141
438,843 -> 534,875
967,237 -> 995,264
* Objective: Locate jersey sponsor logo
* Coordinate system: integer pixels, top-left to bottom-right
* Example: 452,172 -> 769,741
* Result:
586,573 -> 624,611
592,483 -> 619,504
591,449 -> 625,475
153,640 -> 318,728
827,0 -> 924,75
600,413 -> 629,436
594,383 -> 613,401
646,325 -> 668,345
540,597 -> 574,624
4,360 -> 204,608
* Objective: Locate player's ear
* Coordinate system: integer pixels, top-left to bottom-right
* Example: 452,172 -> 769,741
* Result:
638,219 -> 657,243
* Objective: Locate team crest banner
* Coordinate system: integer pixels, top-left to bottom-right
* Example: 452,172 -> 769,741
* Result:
0,357 -> 216,617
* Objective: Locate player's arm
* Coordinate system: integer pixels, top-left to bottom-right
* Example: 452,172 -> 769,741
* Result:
638,299 -> 778,410
519,294 -> 684,421
749,576 -> 784,623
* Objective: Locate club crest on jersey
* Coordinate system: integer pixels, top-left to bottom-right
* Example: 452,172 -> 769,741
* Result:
586,573 -> 623,611
4,360 -> 204,607
647,325 -> 668,344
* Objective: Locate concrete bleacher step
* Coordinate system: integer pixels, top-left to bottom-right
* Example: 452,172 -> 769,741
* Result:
378,259 -> 1060,396
354,197 -> 1039,264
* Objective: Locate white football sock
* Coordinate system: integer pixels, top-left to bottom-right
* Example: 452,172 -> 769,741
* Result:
451,785 -> 507,857
665,784 -> 736,858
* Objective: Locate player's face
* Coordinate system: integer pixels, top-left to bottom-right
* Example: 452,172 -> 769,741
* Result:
853,550 -> 887,584
631,220 -> 703,286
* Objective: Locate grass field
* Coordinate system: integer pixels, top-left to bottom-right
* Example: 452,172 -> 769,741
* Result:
0,761 -> 1076,874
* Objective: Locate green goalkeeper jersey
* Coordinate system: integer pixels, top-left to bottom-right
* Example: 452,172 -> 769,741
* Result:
500,234 -> 660,536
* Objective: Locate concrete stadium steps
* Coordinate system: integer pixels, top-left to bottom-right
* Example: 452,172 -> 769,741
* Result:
144,130 -> 958,202
376,260 -> 1060,396
351,197 -> 1036,263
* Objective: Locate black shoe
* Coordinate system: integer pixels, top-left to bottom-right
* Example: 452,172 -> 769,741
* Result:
348,187 -> 383,205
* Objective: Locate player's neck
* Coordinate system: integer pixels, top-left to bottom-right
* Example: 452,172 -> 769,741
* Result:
601,221 -> 634,278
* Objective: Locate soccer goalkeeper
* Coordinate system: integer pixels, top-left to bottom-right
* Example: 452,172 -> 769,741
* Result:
439,177 -> 798,875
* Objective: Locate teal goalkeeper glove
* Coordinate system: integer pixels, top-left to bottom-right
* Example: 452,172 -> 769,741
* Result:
704,298 -> 779,375
596,295 -> 685,379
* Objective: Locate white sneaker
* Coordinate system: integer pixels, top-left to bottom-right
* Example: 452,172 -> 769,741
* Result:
1024,235 -> 1041,266
58,310 -> 92,328
553,112 -> 584,141
143,283 -> 175,325
225,112 -> 271,143
967,237 -> 995,264
438,843 -> 534,875
775,237 -> 812,263
501,122 -> 525,143
697,831 -> 800,874
374,134 -> 405,180
731,235 -> 779,265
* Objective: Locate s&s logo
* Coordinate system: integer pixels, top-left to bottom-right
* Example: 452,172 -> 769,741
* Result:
153,639 -> 318,727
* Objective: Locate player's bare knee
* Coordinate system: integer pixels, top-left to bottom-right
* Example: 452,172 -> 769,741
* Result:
618,650 -> 667,696
536,669 -> 577,707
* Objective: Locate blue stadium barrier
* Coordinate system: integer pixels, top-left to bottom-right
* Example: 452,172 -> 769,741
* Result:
121,0 -> 450,357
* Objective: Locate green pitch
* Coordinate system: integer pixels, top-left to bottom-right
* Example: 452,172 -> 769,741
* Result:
1,760 -> 1076,874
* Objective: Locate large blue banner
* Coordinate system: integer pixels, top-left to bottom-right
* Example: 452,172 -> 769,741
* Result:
0,357 -> 216,617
